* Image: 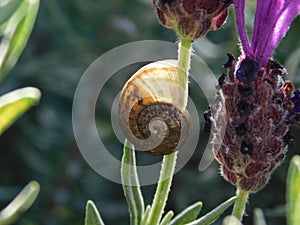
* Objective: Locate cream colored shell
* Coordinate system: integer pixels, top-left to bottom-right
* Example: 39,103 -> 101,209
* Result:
118,60 -> 191,155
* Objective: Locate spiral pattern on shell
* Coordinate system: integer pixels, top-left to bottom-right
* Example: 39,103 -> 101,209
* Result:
118,60 -> 191,155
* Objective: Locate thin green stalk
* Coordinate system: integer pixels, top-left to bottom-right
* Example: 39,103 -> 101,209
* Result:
146,153 -> 177,225
177,38 -> 192,109
232,186 -> 249,221
178,38 -> 192,72
146,38 -> 193,225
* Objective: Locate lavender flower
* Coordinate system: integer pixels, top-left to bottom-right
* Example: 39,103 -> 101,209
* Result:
208,0 -> 300,192
152,0 -> 232,40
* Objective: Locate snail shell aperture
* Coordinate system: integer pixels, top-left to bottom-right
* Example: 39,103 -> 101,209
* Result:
118,60 -> 191,155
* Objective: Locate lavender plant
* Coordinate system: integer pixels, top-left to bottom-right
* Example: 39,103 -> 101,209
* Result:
0,0 -> 40,224
84,0 -> 300,225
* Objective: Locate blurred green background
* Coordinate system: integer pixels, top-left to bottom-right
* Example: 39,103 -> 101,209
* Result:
0,0 -> 299,225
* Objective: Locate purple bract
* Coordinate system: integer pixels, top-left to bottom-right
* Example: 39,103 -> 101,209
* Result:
234,0 -> 300,66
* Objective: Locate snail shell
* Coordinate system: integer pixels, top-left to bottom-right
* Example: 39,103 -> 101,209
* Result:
118,60 -> 191,155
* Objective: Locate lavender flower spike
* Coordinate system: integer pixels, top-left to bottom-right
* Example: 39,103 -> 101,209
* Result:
234,0 -> 300,66
207,0 -> 300,192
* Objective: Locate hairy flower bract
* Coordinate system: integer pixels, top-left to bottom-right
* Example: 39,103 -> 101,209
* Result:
152,0 -> 232,40
207,0 -> 300,192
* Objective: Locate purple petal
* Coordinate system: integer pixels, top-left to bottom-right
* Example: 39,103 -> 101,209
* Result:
251,0 -> 273,50
251,0 -> 300,66
233,0 -> 253,57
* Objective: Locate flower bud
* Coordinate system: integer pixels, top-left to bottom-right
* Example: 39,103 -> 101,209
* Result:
153,0 -> 231,40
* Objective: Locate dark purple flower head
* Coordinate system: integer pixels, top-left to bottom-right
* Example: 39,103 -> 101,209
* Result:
153,0 -> 232,40
208,0 -> 300,191
209,56 -> 297,192
234,0 -> 300,66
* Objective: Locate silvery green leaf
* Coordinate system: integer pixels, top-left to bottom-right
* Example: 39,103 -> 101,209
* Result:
0,87 -> 41,135
0,0 -> 39,80
160,210 -> 174,225
0,181 -> 40,225
186,196 -> 236,225
85,200 -> 105,225
0,0 -> 22,26
141,205 -> 151,225
169,201 -> 203,225
121,139 -> 144,225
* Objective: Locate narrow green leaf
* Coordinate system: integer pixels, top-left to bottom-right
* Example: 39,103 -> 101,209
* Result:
254,208 -> 267,225
169,201 -> 203,225
287,155 -> 300,225
85,200 -> 105,225
0,87 -> 41,135
0,181 -> 40,225
121,139 -> 145,225
141,205 -> 151,225
0,0 -> 22,26
0,0 -> 39,80
186,196 -> 236,225
160,210 -> 174,225
222,216 -> 241,225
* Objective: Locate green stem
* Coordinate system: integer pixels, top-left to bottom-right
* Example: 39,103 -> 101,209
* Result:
146,38 -> 193,225
232,186 -> 249,221
178,38 -> 192,72
147,153 -> 177,225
